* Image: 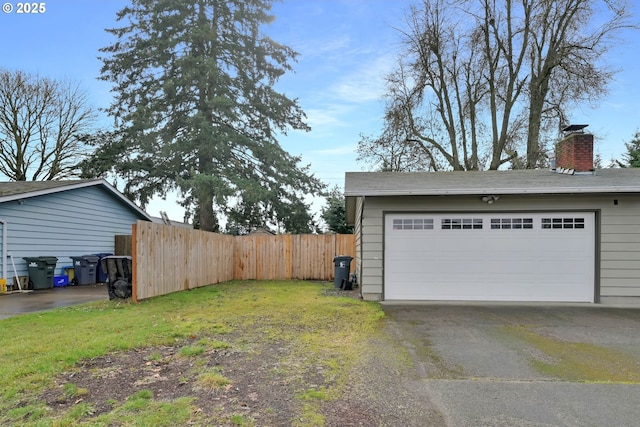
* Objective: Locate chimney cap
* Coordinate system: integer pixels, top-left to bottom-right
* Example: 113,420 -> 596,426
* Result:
562,124 -> 588,133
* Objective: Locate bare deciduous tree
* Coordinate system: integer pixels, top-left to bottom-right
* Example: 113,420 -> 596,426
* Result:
357,67 -> 441,172
0,69 -> 95,181
358,0 -> 631,172
525,0 -> 628,167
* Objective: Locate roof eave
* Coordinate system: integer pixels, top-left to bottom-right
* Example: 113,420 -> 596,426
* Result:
0,179 -> 153,221
345,187 -> 640,197
0,181 -> 97,202
345,196 -> 357,226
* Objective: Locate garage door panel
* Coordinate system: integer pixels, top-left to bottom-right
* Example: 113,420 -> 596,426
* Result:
384,213 -> 595,302
391,281 -> 592,301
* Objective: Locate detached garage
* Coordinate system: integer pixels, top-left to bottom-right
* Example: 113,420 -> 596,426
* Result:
345,131 -> 640,304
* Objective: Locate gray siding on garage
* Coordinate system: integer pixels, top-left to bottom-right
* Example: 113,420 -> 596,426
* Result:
358,193 -> 640,304
360,212 -> 384,300
354,197 -> 363,292
0,185 -> 144,279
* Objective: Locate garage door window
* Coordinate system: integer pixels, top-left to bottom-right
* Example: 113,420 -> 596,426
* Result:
393,218 -> 434,230
490,218 -> 533,229
541,218 -> 585,229
442,218 -> 483,230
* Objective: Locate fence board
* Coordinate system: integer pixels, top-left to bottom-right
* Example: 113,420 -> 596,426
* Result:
133,221 -> 355,301
115,235 -> 132,256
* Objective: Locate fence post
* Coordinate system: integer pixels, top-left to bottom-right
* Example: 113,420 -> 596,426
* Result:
131,222 -> 138,304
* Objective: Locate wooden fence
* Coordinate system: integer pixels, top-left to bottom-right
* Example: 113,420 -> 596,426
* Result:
133,221 -> 355,301
115,235 -> 132,256
233,234 -> 355,280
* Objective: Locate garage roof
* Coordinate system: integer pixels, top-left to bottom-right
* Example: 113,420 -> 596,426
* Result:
344,168 -> 640,224
345,169 -> 640,197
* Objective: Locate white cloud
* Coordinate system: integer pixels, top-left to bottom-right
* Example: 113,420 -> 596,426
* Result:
293,52 -> 396,134
303,102 -> 359,130
311,145 -> 357,156
295,35 -> 353,60
329,53 -> 397,104
305,108 -> 345,128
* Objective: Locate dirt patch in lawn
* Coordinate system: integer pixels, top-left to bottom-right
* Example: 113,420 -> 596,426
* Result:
46,341 -> 301,425
39,287 -> 445,426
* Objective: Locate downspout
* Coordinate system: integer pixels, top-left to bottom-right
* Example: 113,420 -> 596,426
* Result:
0,218 -> 6,282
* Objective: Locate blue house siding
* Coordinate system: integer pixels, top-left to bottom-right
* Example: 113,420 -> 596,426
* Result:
0,185 -> 146,280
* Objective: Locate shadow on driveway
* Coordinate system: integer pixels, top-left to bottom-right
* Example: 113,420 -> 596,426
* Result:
0,284 -> 108,319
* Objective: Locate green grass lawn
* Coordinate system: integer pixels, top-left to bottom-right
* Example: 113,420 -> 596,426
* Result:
0,280 -> 385,426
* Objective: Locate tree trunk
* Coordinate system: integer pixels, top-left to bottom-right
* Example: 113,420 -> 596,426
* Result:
527,69 -> 551,168
197,154 -> 216,232
526,97 -> 544,168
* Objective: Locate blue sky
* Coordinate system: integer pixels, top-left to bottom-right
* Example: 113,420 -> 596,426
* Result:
1,0 -> 639,221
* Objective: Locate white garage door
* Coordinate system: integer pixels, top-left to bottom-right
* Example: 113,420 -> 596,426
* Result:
384,212 -> 595,302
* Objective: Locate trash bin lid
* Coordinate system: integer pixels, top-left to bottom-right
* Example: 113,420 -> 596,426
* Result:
92,253 -> 114,258
23,256 -> 57,264
71,255 -> 100,262
102,255 -> 133,260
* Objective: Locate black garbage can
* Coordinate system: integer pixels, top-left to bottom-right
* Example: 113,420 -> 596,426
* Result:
70,255 -> 100,285
93,253 -> 113,283
101,256 -> 132,299
23,256 -> 58,289
333,255 -> 353,289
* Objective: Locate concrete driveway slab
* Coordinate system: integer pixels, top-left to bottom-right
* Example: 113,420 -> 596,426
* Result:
383,304 -> 640,426
417,380 -> 640,427
0,284 -> 108,319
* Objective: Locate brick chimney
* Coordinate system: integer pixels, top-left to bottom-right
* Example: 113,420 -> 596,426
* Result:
555,131 -> 594,172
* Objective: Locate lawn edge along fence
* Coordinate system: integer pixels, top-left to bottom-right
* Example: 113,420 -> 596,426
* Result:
132,221 -> 356,301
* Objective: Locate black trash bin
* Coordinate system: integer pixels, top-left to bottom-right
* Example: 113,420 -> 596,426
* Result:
93,253 -> 113,283
333,255 -> 353,289
23,256 -> 58,289
70,255 -> 100,285
101,256 -> 132,299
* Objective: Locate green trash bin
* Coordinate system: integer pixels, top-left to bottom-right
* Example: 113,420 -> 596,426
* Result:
23,257 -> 58,289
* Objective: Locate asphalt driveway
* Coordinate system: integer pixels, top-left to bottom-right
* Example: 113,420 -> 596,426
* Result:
0,284 -> 108,319
381,304 -> 640,427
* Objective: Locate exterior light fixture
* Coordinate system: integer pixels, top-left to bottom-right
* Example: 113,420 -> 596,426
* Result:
481,195 -> 500,204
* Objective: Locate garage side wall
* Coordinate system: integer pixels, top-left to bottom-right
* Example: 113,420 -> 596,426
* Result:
359,194 -> 640,304
0,186 -> 144,279
354,197 -> 364,294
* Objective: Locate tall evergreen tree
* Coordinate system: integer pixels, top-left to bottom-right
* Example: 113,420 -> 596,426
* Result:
321,188 -> 353,234
617,132 -> 640,168
95,0 -> 322,231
